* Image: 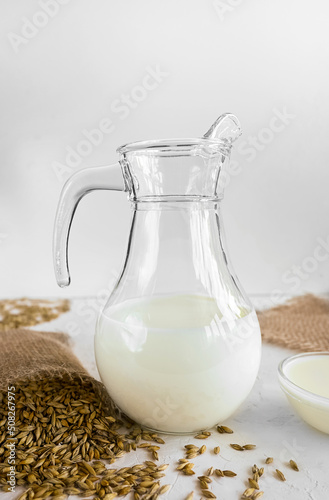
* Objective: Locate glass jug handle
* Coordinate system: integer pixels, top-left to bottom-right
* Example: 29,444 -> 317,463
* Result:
53,163 -> 126,287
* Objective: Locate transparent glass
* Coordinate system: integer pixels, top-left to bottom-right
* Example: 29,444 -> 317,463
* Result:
53,113 -> 262,433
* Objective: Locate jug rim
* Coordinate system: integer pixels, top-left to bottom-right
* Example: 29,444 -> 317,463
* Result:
117,138 -> 232,156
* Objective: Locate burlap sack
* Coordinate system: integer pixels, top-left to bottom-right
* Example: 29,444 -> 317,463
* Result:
258,294 -> 329,352
0,328 -> 114,413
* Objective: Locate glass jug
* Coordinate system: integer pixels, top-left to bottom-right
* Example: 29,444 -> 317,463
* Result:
53,113 -> 261,434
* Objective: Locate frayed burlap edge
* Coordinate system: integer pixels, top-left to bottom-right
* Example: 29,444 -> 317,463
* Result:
257,294 -> 329,352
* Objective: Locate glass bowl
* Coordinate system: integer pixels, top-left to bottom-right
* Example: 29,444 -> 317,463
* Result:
278,352 -> 329,434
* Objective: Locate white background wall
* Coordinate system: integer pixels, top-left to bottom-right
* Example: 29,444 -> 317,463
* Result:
1,0 -> 329,299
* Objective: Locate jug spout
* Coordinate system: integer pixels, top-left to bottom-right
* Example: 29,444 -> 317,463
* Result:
203,113 -> 242,143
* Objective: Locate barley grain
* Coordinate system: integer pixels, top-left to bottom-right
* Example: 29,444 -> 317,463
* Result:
276,469 -> 286,481
289,460 -> 299,471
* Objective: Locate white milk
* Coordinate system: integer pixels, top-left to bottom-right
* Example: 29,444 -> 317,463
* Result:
95,294 -> 261,433
286,355 -> 329,398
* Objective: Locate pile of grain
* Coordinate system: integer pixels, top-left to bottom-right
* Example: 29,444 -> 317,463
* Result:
0,377 -> 167,500
0,299 -> 70,331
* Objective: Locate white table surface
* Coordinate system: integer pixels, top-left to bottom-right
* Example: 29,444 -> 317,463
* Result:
3,297 -> 329,500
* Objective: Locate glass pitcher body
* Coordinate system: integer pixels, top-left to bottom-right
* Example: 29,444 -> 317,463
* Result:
53,114 -> 262,433
95,199 -> 261,433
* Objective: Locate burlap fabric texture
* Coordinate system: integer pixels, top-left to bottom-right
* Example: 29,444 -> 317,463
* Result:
258,294 -> 329,352
0,328 -> 114,412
